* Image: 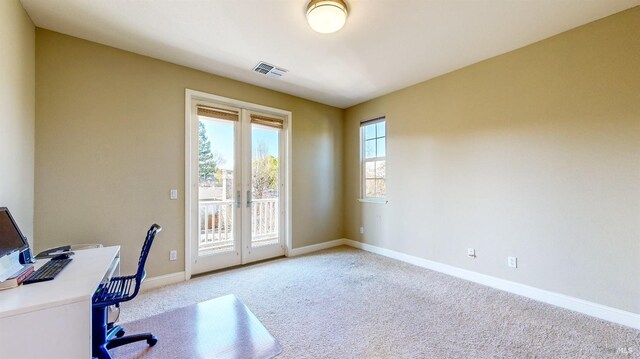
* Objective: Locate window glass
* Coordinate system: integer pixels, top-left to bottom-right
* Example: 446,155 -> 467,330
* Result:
375,160 -> 385,178
361,119 -> 386,198
376,138 -> 386,157
365,139 -> 376,159
376,122 -> 386,137
365,161 -> 375,178
364,125 -> 376,140
375,179 -> 386,196
365,179 -> 376,197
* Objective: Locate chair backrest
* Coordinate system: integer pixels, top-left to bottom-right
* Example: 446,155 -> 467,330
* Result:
133,224 -> 162,293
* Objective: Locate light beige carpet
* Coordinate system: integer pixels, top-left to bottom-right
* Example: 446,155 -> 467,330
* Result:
120,246 -> 639,358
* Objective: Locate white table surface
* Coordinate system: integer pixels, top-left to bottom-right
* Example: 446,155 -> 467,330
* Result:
0,246 -> 120,319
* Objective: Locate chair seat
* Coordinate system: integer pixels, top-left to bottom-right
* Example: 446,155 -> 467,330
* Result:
93,275 -> 137,307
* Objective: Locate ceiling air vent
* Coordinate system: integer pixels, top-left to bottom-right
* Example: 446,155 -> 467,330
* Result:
253,61 -> 288,79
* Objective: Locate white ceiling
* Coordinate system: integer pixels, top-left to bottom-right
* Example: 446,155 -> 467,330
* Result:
21,0 -> 639,109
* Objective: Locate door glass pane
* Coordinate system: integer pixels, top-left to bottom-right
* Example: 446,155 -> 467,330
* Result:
251,124 -> 280,247
198,117 -> 235,255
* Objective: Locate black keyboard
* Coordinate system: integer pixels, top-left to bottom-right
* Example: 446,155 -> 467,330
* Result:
23,258 -> 72,284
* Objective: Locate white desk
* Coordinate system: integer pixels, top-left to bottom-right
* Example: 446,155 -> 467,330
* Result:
0,246 -> 120,359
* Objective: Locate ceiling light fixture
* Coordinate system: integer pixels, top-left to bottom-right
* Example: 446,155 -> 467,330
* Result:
306,0 -> 348,34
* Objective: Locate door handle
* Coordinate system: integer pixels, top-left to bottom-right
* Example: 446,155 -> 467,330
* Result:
236,190 -> 241,209
247,190 -> 252,207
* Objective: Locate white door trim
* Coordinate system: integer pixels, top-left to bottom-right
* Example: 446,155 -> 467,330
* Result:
184,89 -> 292,280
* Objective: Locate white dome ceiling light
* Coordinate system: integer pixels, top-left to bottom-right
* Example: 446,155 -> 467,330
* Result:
306,0 -> 348,34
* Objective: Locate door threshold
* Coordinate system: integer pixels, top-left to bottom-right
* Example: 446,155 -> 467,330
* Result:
191,255 -> 287,279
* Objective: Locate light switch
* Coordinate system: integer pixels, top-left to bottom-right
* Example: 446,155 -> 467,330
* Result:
170,189 -> 178,200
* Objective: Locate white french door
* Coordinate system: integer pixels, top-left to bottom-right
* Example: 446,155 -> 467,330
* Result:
188,96 -> 287,275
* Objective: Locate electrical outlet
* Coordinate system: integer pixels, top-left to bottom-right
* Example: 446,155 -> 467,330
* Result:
508,256 -> 517,268
359,226 -> 364,234
170,250 -> 177,261
170,189 -> 178,200
467,248 -> 476,258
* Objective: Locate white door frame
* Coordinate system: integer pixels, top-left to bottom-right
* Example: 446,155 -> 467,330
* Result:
184,89 -> 292,280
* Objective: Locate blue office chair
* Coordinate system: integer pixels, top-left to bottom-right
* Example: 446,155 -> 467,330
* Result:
92,224 -> 162,359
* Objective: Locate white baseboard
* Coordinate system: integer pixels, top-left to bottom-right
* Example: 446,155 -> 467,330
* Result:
287,239 -> 347,257
343,239 -> 640,330
142,271 -> 186,291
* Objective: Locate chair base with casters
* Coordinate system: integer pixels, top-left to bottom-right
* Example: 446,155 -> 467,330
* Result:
92,305 -> 158,358
91,224 -> 162,359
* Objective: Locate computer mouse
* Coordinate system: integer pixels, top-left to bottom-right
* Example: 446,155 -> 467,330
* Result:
52,253 -> 71,260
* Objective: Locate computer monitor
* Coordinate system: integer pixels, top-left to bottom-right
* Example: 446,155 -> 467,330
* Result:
0,207 -> 28,259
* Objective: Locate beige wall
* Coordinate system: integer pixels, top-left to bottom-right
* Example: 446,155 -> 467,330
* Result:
35,29 -> 343,276
344,8 -> 640,314
0,1 -> 35,245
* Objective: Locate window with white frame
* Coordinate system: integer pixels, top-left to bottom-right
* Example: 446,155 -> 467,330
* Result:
361,117 -> 386,199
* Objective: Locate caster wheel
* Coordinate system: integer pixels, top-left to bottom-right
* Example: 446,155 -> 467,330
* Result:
147,336 -> 158,346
